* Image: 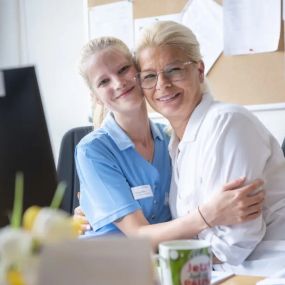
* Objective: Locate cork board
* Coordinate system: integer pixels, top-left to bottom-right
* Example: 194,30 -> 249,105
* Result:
88,0 -> 285,106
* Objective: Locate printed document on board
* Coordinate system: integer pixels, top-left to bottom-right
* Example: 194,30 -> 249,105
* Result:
181,0 -> 223,74
88,1 -> 134,50
223,0 -> 281,55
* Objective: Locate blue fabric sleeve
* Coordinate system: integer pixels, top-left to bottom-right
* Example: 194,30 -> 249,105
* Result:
75,142 -> 140,231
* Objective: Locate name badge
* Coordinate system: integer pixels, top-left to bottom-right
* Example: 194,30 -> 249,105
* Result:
131,185 -> 153,200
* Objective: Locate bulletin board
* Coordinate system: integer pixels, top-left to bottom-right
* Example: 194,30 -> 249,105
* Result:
88,0 -> 285,106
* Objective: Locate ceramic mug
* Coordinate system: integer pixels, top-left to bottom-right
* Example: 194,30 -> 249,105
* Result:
157,240 -> 212,285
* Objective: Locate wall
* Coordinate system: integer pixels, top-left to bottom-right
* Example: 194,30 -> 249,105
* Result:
0,0 -> 21,67
252,108 -> 285,145
0,0 -> 91,162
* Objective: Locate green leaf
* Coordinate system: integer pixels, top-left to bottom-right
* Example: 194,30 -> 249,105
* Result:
11,172 -> 24,228
50,182 -> 66,209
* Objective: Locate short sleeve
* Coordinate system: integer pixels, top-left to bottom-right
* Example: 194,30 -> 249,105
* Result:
75,141 -> 140,231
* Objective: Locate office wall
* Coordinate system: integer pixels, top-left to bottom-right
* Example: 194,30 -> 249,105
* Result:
0,0 -> 21,67
252,109 -> 285,145
0,0 -> 91,162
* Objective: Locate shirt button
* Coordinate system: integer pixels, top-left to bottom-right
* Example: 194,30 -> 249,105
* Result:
153,200 -> 157,204
151,215 -> 156,220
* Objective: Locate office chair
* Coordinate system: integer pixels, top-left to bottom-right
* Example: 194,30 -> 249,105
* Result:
57,126 -> 93,214
282,137 -> 285,157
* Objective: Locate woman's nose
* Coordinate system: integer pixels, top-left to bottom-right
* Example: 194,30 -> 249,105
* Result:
114,77 -> 126,90
156,72 -> 171,90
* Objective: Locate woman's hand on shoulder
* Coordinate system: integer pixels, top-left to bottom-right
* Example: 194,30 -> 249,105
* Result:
200,177 -> 264,227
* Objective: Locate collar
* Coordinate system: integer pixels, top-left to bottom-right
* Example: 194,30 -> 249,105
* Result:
168,92 -> 214,156
102,112 -> 164,151
180,92 -> 214,144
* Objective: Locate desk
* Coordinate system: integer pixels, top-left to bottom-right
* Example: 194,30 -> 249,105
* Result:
220,275 -> 264,285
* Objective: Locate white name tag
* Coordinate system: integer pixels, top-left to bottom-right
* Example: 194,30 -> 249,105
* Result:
131,185 -> 153,200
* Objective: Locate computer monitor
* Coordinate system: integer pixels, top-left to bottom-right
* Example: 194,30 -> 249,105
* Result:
0,66 -> 58,227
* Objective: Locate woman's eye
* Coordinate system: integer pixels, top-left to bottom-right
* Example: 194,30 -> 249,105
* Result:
119,65 -> 130,74
143,73 -> 156,80
98,78 -> 109,87
167,67 -> 182,74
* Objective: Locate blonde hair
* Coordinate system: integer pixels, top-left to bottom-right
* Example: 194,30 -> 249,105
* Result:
79,37 -> 133,128
135,21 -> 209,93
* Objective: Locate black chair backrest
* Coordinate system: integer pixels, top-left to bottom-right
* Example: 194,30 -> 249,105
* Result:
57,126 -> 93,214
282,138 -> 285,157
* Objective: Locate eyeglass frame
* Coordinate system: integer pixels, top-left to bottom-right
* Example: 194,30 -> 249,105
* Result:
136,60 -> 196,90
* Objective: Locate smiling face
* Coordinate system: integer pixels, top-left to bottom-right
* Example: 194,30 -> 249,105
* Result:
86,47 -> 144,115
138,45 -> 204,122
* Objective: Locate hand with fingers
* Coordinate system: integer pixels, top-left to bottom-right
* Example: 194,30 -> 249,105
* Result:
73,192 -> 91,235
73,206 -> 91,235
198,177 -> 264,228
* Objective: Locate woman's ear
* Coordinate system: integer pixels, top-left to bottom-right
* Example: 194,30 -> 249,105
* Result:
197,61 -> 205,83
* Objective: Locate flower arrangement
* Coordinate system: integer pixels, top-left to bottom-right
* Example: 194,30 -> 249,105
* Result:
0,173 -> 81,285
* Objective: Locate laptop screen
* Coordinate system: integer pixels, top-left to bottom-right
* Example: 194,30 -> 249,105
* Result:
0,66 -> 57,227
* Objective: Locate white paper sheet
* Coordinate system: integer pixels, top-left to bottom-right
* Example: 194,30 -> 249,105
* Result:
88,1 -> 134,50
223,0 -> 281,55
134,13 -> 181,46
211,271 -> 234,284
181,0 -> 223,74
0,72 -> 5,97
38,238 -> 154,285
256,267 -> 285,285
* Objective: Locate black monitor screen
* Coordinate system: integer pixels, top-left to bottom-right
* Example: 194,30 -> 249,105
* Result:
0,66 -> 57,227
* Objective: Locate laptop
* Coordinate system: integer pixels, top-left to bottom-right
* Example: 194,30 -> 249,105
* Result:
38,238 -> 155,285
0,66 -> 58,227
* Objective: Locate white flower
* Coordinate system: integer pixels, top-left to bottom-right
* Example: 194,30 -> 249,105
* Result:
0,227 -> 34,284
31,208 -> 77,243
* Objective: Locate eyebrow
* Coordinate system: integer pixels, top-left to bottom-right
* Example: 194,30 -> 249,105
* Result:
140,60 -> 186,72
94,61 -> 133,84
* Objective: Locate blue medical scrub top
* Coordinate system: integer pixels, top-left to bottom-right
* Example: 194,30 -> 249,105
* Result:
75,113 -> 172,237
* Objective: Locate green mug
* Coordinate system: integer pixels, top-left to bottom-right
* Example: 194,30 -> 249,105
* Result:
158,240 -> 212,285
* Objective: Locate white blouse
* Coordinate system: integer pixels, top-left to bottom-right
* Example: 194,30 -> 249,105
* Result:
169,92 -> 285,276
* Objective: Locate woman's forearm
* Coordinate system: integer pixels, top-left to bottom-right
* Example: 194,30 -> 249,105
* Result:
115,210 -> 208,251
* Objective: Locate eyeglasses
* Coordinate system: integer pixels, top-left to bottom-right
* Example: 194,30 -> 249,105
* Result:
137,61 -> 195,89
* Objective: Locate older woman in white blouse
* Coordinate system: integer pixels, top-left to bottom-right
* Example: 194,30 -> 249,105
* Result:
135,21 -> 285,276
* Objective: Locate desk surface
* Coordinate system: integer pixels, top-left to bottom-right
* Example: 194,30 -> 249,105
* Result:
220,275 -> 264,285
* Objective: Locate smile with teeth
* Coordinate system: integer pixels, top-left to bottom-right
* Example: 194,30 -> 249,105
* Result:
157,93 -> 180,102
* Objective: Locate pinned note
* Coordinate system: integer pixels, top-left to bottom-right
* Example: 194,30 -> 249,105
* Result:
223,0 -> 281,55
89,1 -> 134,50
